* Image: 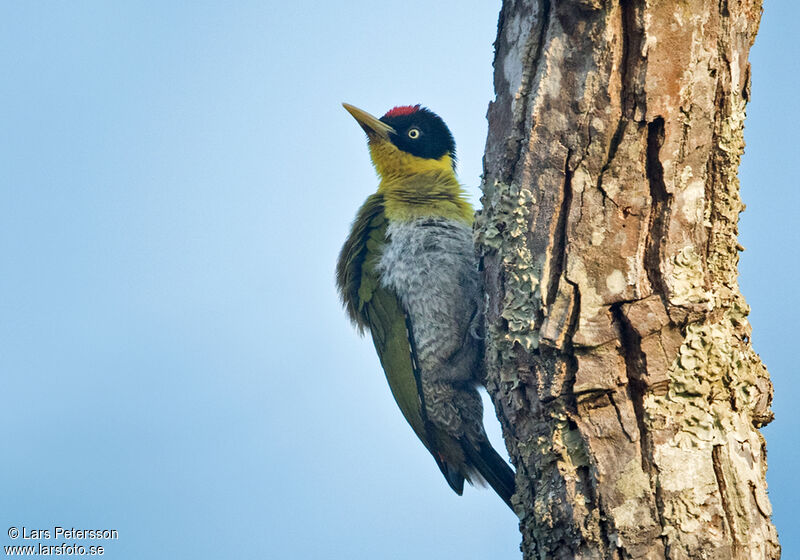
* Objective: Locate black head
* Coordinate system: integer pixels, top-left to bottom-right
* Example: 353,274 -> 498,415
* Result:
379,105 -> 456,165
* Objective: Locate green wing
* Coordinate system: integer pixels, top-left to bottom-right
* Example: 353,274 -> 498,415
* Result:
336,193 -> 385,333
335,195 -> 430,448
364,284 -> 430,445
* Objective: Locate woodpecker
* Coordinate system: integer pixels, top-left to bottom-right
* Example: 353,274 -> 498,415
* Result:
336,103 -> 515,510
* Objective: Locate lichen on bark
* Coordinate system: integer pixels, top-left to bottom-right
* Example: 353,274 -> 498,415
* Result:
477,0 -> 779,558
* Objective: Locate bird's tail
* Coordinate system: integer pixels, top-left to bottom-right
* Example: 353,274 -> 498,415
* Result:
464,439 -> 516,511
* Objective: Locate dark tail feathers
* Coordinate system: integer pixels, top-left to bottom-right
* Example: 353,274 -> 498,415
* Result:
441,461 -> 465,496
464,440 -> 516,511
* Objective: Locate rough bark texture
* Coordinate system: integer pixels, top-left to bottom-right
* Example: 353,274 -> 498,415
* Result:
475,0 -> 779,558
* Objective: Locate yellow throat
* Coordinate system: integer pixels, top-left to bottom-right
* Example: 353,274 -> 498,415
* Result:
368,139 -> 473,224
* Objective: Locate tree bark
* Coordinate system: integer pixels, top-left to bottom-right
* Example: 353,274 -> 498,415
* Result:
475,1 -> 779,558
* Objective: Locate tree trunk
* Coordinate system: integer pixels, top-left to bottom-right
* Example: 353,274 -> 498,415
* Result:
475,0 -> 779,558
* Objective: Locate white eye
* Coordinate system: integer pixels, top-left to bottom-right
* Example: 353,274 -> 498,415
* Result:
407,127 -> 421,139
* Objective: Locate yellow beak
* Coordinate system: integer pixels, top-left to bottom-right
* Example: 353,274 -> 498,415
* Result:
342,103 -> 395,139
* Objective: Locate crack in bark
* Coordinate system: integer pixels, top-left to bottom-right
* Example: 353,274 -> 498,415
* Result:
619,0 -> 642,119
644,117 -> 671,302
560,287 -> 597,554
558,275 -> 581,406
545,149 -> 573,310
596,118 -> 627,208
610,302 -> 669,551
610,304 -> 647,455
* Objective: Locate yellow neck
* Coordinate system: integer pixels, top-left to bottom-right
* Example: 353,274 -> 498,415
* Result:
369,141 -> 473,223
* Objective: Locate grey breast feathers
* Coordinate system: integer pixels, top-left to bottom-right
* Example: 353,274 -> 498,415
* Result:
377,218 -> 482,383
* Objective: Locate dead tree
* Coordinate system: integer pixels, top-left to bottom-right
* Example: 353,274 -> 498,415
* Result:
475,0 -> 780,557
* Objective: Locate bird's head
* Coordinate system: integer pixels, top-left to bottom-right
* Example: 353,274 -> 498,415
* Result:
343,103 -> 456,180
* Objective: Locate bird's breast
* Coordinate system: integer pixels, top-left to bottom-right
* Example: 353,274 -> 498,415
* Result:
377,218 -> 480,375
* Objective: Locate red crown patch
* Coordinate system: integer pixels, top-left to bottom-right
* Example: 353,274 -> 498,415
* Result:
383,105 -> 421,118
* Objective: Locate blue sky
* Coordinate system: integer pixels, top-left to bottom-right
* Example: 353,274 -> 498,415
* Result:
0,2 -> 795,558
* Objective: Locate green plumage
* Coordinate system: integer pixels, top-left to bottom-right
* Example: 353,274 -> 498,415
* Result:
336,194 -> 383,331
336,194 -> 426,443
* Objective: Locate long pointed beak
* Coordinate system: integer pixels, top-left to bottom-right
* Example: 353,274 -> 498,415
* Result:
342,103 -> 395,140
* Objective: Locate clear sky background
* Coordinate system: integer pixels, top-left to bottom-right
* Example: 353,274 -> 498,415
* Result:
0,2 -> 795,559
